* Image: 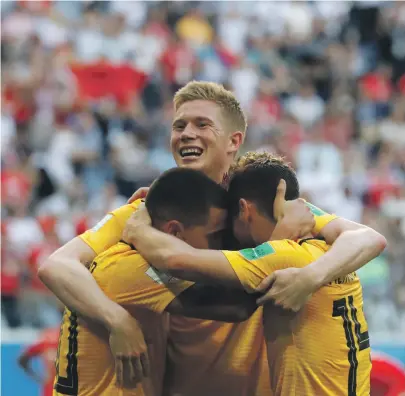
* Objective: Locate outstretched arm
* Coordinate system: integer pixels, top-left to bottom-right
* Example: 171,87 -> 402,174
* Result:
256,217 -> 387,310
38,237 -> 123,328
38,202 -> 149,387
124,223 -> 243,287
308,217 -> 387,285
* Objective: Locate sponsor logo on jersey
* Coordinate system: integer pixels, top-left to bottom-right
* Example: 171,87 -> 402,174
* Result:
240,242 -> 275,260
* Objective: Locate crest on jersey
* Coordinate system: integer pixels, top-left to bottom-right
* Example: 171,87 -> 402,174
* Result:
240,242 -> 275,260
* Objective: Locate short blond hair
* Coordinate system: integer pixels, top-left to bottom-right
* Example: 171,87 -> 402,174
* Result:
174,81 -> 247,135
230,151 -> 294,175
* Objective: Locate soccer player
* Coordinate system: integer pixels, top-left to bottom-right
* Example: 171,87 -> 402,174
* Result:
123,152 -> 386,396
40,81 -> 385,395
53,168 -> 258,396
18,327 -> 60,396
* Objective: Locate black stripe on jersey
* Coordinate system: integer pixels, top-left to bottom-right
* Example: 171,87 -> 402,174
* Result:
298,236 -> 325,245
55,312 -> 79,395
348,296 -> 370,351
333,297 -> 359,396
119,239 -> 136,250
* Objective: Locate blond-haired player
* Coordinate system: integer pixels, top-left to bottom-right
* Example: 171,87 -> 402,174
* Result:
41,82 -> 384,395
122,152 -> 386,396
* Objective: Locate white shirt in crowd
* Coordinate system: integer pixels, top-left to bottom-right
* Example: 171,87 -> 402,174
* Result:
285,94 -> 325,128
45,127 -> 77,190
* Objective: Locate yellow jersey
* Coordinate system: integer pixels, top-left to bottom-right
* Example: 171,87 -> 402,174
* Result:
79,200 -> 337,396
54,242 -> 192,396
223,238 -> 371,396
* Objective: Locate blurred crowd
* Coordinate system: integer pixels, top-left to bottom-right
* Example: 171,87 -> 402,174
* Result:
1,1 -> 405,336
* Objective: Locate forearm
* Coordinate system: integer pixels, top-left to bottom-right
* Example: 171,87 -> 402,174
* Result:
125,224 -> 192,272
126,225 -> 241,287
304,228 -> 387,288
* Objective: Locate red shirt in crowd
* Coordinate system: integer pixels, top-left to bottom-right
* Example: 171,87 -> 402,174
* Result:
22,327 -> 60,396
1,169 -> 32,208
27,241 -> 60,293
1,246 -> 21,296
360,72 -> 393,102
160,42 -> 196,84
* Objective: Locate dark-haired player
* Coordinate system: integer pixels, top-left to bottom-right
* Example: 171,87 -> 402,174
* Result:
53,168 -> 257,396
123,152 -> 386,396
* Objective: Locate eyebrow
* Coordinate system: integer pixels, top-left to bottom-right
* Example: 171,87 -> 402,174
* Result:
172,116 -> 213,127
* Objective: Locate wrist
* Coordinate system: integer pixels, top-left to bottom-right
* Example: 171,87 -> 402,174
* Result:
301,264 -> 325,293
124,223 -> 145,245
100,303 -> 130,331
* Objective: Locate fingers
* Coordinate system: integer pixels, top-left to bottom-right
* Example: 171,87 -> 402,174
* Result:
273,179 -> 287,221
132,356 -> 143,384
256,273 -> 276,293
115,356 -> 124,387
127,187 -> 149,204
140,352 -> 150,378
115,355 -> 145,388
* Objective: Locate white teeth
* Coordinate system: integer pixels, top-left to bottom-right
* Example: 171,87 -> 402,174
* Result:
180,148 -> 203,157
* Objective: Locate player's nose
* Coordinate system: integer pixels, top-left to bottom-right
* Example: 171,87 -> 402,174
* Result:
180,124 -> 198,141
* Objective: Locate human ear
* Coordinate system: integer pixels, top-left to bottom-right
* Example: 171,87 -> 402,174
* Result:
228,131 -> 244,156
163,220 -> 185,239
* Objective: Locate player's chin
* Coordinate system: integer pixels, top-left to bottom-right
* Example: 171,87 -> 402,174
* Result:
177,154 -> 206,170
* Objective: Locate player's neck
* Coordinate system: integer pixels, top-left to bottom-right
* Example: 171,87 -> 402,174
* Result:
209,161 -> 232,186
252,217 -> 275,245
209,171 -> 228,186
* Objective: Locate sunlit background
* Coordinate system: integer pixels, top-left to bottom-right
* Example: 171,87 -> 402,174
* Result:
1,1 -> 405,395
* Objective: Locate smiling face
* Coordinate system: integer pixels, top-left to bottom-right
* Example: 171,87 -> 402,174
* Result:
171,100 -> 239,183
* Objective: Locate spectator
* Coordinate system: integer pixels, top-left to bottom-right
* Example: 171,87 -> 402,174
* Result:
285,81 -> 325,128
175,8 -> 213,48
378,97 -> 405,148
44,116 -> 76,192
1,223 -> 22,328
71,110 -> 105,197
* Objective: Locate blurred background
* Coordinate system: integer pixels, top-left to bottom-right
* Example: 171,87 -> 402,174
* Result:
1,0 -> 405,394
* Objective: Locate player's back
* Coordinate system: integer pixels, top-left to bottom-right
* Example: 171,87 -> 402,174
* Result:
53,243 -> 173,396
165,310 -> 270,396
264,239 -> 371,396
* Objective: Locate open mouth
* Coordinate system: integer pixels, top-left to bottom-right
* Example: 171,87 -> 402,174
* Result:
179,147 -> 203,158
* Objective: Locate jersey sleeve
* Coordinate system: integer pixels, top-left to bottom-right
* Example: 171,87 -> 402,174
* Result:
108,255 -> 194,314
222,240 -> 312,293
306,202 -> 338,235
79,200 -> 142,255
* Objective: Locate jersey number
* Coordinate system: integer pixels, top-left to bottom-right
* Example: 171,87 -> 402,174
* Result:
55,311 -> 79,395
332,295 -> 370,396
54,263 -> 99,394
